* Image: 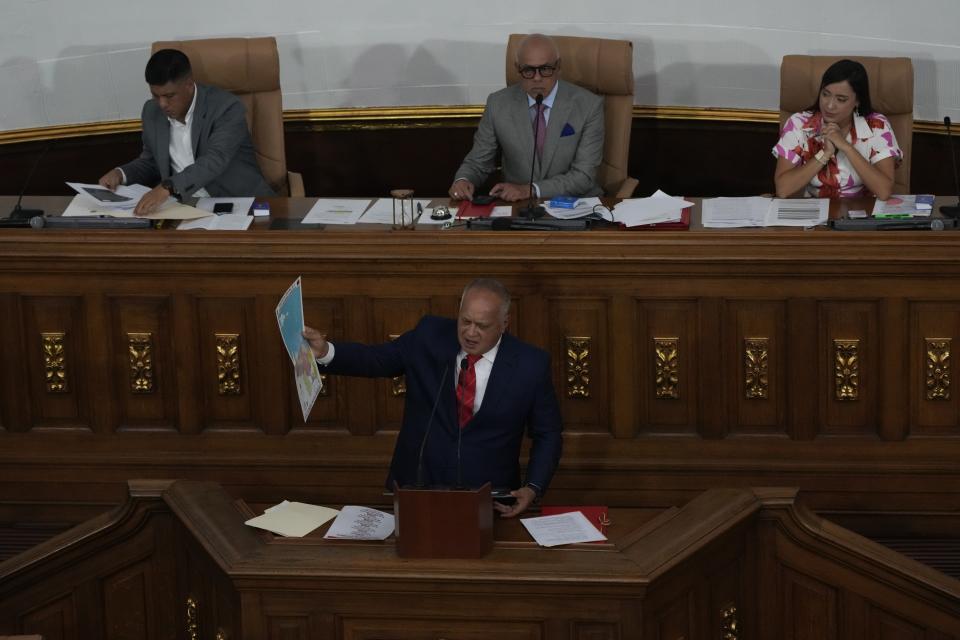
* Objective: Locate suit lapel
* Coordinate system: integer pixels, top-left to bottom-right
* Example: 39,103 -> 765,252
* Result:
509,85 -> 536,178
190,84 -> 206,156
155,112 -> 171,180
440,342 -> 462,436
466,335 -> 517,428
540,80 -> 572,177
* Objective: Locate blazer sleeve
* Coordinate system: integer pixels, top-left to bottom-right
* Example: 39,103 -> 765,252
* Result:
523,352 -> 563,492
452,93 -> 501,187
169,98 -> 250,198
119,103 -> 162,187
536,93 -> 605,199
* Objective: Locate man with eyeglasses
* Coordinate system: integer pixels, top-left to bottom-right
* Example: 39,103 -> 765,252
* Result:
448,33 -> 604,203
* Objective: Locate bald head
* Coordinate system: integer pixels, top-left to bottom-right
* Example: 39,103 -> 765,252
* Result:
515,34 -> 561,99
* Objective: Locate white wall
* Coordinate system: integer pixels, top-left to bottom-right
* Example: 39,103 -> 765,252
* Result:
1,0 -> 958,131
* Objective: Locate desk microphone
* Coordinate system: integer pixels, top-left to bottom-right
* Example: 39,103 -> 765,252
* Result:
415,362 -> 450,488
518,93 -> 546,220
941,116 -> 960,218
9,140 -> 52,221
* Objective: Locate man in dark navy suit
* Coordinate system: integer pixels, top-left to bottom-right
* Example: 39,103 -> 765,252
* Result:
303,278 -> 562,517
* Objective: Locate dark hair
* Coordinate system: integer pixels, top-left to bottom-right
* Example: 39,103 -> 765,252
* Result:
144,49 -> 192,86
806,59 -> 873,116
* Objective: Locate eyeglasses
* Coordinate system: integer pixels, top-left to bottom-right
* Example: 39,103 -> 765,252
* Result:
518,62 -> 559,79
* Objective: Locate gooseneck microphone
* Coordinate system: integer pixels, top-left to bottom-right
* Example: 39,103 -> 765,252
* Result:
415,363 -> 450,488
941,116 -> 960,218
9,140 -> 52,220
518,93 -> 547,220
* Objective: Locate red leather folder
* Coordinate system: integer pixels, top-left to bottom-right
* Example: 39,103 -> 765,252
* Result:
455,201 -> 496,219
626,206 -> 691,230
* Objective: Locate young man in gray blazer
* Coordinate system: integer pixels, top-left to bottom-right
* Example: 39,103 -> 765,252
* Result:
99,49 -> 274,215
448,34 -> 604,203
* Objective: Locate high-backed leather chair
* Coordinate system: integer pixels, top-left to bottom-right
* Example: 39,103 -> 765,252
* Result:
506,34 -> 637,198
779,55 -> 913,194
151,37 -> 304,196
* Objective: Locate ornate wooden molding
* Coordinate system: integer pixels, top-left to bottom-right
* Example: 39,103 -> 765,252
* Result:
925,338 -> 951,401
834,339 -> 860,401
565,336 -> 591,398
41,331 -> 68,393
127,332 -> 154,394
654,338 -> 680,399
215,333 -> 241,395
186,596 -> 199,640
388,334 -> 406,397
744,337 -> 769,399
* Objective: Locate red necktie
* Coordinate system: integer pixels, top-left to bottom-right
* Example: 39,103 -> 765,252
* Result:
456,354 -> 482,428
534,103 -> 547,159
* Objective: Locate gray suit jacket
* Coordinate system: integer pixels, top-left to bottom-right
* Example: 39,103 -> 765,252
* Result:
121,83 -> 274,198
454,80 -> 604,198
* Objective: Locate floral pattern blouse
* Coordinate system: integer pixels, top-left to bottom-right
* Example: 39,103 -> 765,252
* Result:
772,110 -> 902,198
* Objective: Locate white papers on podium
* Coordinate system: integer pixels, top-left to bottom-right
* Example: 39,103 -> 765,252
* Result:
612,190 -> 693,227
244,500 -> 339,537
544,197 -> 603,219
178,213 -> 252,231
302,199 -> 370,225
323,506 -> 395,540
702,197 -> 828,228
520,510 -> 608,547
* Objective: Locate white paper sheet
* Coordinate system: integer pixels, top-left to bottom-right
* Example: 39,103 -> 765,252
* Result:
60,194 -> 210,220
195,197 -> 255,216
301,198 -> 371,225
65,182 -> 153,210
520,510 -> 608,547
544,197 -> 603,219
768,198 -> 829,227
612,190 -> 693,227
244,500 -> 339,537
323,506 -> 395,540
490,206 -> 513,218
358,198 -> 433,224
177,213 -> 252,231
701,197 -> 771,228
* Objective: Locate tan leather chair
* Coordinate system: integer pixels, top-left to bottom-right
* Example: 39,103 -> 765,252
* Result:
506,34 -> 638,198
151,37 -> 304,196
779,55 -> 913,194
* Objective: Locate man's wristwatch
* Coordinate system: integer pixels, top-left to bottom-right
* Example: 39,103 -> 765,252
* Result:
160,179 -> 177,197
814,150 -> 830,166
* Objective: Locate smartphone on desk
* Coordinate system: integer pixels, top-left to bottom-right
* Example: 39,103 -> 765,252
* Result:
471,194 -> 495,205
213,202 -> 234,214
491,490 -> 517,506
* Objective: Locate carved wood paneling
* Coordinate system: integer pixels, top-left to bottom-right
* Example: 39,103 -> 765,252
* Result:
197,298 -> 257,431
820,302 -> 878,436
924,339 -> 951,401
910,303 -> 960,435
866,603 -> 926,640
41,332 -> 68,393
651,590 -> 694,640
548,298 -> 608,433
781,568 -> 838,640
103,561 -> 151,640
726,299 -> 787,435
127,332 -> 154,394
21,593 -> 76,640
637,301 -> 699,434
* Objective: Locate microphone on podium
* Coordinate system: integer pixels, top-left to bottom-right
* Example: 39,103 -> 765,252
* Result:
518,93 -> 546,220
414,363 -> 450,488
941,116 -> 960,219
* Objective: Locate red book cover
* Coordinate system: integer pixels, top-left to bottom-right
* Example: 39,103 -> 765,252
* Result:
540,505 -> 610,535
456,201 -> 496,219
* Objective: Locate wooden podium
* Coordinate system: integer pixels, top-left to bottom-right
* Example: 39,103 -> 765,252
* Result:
393,482 -> 493,558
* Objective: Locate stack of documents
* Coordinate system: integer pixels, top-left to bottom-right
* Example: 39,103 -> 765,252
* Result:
324,506 -> 395,540
63,182 -> 208,220
544,197 -> 603,219
244,500 -> 339,537
611,190 -> 693,227
178,214 -> 252,231
873,195 -> 935,217
702,197 -> 828,228
302,199 -> 371,225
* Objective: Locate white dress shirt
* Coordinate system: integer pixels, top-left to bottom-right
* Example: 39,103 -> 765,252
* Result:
167,86 -> 210,198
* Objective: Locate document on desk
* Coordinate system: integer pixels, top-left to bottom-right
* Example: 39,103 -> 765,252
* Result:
178,213 -> 253,231
768,198 -> 829,227
612,190 -> 693,227
276,277 -> 324,421
358,198 -> 432,224
701,197 -> 771,228
324,506 -> 395,540
544,197 -> 603,219
302,198 -> 370,225
65,182 -> 153,210
61,194 -> 209,220
244,500 -> 340,537
520,510 -> 608,547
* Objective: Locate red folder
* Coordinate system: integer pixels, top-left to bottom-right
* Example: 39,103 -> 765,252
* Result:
540,505 -> 610,535
456,201 -> 496,219
625,206 -> 691,230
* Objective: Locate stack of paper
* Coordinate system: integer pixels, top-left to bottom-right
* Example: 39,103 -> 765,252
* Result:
324,506 -> 395,540
244,500 -> 339,537
302,199 -> 371,225
544,197 -> 603,219
702,197 -> 828,228
178,213 -> 253,231
611,190 -> 693,227
520,511 -> 608,547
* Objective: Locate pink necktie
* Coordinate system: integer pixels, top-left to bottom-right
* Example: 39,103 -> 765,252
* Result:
534,103 -> 547,158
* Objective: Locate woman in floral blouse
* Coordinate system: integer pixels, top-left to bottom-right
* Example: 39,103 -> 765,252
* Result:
773,59 -> 901,200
